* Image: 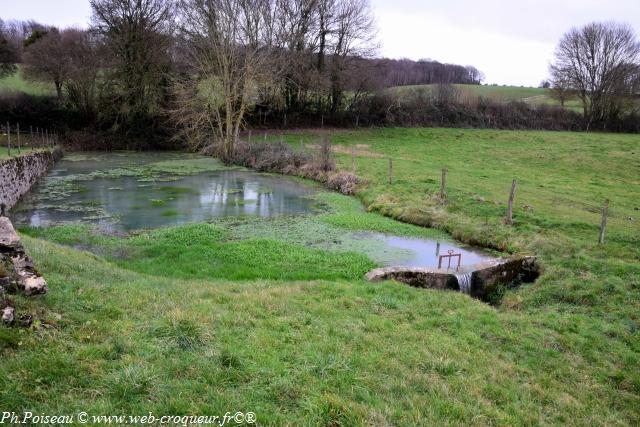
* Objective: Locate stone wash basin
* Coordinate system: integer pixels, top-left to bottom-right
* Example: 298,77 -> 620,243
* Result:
365,255 -> 540,301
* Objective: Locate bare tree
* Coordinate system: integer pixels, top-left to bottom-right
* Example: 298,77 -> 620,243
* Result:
0,20 -> 19,79
539,80 -> 551,89
21,28 -> 103,114
465,65 -> 485,85
548,68 -> 574,107
64,30 -> 104,117
271,0 -> 321,113
550,22 -> 640,129
174,0 -> 276,160
90,0 -> 175,128
328,0 -> 377,112
22,28 -> 68,99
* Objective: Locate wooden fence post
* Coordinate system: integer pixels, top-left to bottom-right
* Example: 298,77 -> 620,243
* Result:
351,146 -> 356,173
6,122 -> 10,156
505,179 -> 517,225
16,123 -> 20,154
440,168 -> 448,202
388,158 -> 393,185
599,199 -> 609,244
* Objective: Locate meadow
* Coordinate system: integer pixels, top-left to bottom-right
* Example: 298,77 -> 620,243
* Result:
0,145 -> 49,159
390,83 -> 585,111
1,128 -> 639,425
0,66 -> 55,96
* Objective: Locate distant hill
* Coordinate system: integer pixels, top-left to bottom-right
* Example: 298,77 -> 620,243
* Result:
0,66 -> 55,96
389,84 -> 584,111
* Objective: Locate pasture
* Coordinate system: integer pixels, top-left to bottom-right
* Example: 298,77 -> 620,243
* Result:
2,128 -> 639,425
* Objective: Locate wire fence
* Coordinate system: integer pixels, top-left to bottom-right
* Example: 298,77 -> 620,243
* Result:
1,122 -> 59,157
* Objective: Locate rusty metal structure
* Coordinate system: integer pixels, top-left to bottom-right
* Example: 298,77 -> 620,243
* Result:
438,250 -> 461,270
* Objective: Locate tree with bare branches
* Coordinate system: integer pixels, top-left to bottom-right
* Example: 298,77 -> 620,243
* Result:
550,22 -> 640,129
0,20 -> 19,79
174,0 -> 277,160
90,0 -> 175,129
328,0 -> 377,112
548,68 -> 574,107
22,28 -> 68,99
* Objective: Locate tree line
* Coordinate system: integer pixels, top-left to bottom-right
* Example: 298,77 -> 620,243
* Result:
1,3 -> 639,152
0,2 -> 484,148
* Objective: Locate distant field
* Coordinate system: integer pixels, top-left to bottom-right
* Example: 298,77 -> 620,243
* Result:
390,84 -> 585,111
0,68 -> 595,113
0,66 -> 55,96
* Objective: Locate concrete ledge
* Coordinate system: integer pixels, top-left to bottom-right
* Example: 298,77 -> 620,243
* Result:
366,255 -> 539,300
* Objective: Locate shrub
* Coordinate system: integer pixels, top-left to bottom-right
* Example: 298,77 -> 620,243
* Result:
327,172 -> 362,195
225,140 -> 337,180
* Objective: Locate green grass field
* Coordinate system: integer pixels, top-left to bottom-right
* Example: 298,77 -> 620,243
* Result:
392,84 -> 545,101
0,66 -> 55,96
2,128 -> 640,425
0,146 -> 50,160
390,84 -> 587,111
0,133 -> 54,159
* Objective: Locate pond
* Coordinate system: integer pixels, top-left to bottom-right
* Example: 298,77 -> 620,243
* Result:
12,152 -> 493,269
11,152 -> 319,230
349,232 -> 491,269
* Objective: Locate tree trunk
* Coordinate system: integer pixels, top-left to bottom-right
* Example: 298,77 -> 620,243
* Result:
55,80 -> 63,100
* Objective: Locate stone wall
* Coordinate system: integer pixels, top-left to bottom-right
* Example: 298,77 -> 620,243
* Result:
1,216 -> 48,325
0,149 -> 63,211
0,151 -> 58,325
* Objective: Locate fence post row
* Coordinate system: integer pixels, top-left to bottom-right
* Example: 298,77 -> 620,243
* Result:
2,123 -> 60,156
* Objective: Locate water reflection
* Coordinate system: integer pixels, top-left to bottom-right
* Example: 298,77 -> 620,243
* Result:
12,153 -> 318,231
350,232 -> 490,268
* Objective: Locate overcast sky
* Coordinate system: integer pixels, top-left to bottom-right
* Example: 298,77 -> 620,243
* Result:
2,0 -> 640,86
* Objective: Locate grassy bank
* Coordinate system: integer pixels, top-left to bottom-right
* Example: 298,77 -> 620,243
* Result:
1,128 -> 639,425
282,129 -> 639,311
0,146 -> 50,160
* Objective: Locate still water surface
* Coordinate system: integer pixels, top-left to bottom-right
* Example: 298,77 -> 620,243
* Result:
12,152 -> 318,230
12,152 -> 492,267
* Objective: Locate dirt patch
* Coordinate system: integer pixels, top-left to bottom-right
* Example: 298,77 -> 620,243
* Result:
305,144 -> 386,158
